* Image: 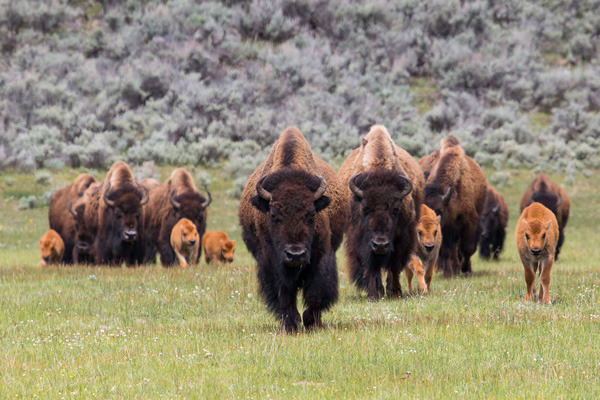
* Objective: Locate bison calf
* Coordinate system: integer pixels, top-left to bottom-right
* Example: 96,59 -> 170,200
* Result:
39,229 -> 65,267
516,202 -> 559,304
202,231 -> 236,264
170,218 -> 199,268
404,204 -> 441,293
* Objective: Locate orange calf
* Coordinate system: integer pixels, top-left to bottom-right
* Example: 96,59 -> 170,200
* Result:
170,218 -> 199,268
39,229 -> 65,267
405,205 -> 441,293
515,202 -> 559,304
202,231 -> 236,264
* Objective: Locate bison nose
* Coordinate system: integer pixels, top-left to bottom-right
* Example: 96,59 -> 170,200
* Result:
283,244 -> 307,266
530,248 -> 542,256
43,256 -> 51,262
123,231 -> 137,242
371,237 -> 391,254
424,244 -> 435,252
188,239 -> 196,245
227,258 -> 234,263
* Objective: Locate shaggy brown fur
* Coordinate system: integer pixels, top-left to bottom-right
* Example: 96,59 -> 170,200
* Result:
170,218 -> 200,268
418,149 -> 440,181
70,181 -> 102,263
48,173 -> 97,263
516,202 -> 559,304
338,125 -> 425,300
423,135 -> 488,277
239,127 -> 348,332
140,178 -> 160,191
520,174 -> 570,260
404,204 -> 441,293
479,186 -> 509,260
144,168 -> 211,266
202,231 -> 236,264
39,229 -> 65,267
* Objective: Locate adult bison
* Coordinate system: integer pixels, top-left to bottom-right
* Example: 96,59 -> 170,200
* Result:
239,127 -> 348,332
519,174 -> 570,260
339,125 -> 424,300
91,161 -> 149,265
49,173 -> 98,263
424,135 -> 487,277
144,168 -> 211,266
479,186 -> 509,260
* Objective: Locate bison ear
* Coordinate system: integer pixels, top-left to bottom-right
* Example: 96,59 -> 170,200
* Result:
435,215 -> 441,225
250,195 -> 270,213
361,138 -> 368,147
520,219 -> 529,230
545,220 -> 552,230
314,195 -> 331,212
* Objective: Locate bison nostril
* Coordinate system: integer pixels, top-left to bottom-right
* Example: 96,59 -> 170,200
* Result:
188,239 -> 196,245
530,248 -> 541,255
424,244 -> 435,252
284,245 -> 307,260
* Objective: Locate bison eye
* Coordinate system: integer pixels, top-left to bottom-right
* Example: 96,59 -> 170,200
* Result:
542,233 -> 546,239
434,231 -> 437,238
418,230 -> 422,237
183,233 -> 187,237
525,233 -> 530,240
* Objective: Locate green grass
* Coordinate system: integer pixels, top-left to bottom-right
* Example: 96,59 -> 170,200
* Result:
410,77 -> 439,115
1,167 -> 599,398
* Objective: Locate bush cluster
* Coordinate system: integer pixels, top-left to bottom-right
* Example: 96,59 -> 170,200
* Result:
1,0 -> 600,178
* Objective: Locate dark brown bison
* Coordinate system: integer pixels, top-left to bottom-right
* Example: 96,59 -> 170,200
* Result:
478,186 -> 509,260
239,127 -> 349,332
339,125 -> 424,300
144,168 -> 211,266
49,173 -> 97,263
69,181 -> 101,264
519,174 -> 570,260
92,161 -> 149,265
424,135 -> 488,277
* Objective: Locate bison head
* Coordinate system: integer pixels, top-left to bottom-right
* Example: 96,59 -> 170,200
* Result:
417,212 -> 441,253
69,201 -> 94,255
531,191 -> 561,217
424,183 -> 453,220
169,187 -> 211,234
251,170 -> 331,268
349,170 -> 413,256
520,217 -> 553,257
103,183 -> 148,243
479,201 -> 501,240
221,239 -> 236,263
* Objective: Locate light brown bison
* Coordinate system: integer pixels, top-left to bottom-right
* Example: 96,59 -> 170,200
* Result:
48,173 -> 97,263
339,125 -> 424,300
516,202 -> 559,304
144,168 -> 211,266
404,204 -> 441,293
520,174 -> 570,260
170,218 -> 200,268
239,127 -> 349,332
86,161 -> 149,265
39,229 -> 65,267
424,135 -> 488,277
202,231 -> 236,264
479,186 -> 509,260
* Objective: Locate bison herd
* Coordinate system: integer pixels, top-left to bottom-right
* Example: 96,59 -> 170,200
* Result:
40,125 -> 571,331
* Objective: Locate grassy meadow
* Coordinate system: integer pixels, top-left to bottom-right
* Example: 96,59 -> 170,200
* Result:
1,167 -> 599,399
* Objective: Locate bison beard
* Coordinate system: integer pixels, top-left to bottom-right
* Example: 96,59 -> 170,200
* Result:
243,169 -> 338,332
345,170 -> 416,301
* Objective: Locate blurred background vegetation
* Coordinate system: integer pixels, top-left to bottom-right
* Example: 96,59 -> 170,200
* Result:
1,0 -> 599,192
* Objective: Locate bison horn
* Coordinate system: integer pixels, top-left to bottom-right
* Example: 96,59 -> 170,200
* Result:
556,194 -> 562,206
492,204 -> 500,213
313,175 -> 328,200
349,173 -> 364,199
68,200 -> 77,218
256,175 -> 272,202
396,174 -> 413,199
103,182 -> 116,208
441,186 -> 453,204
169,189 -> 181,209
201,185 -> 212,209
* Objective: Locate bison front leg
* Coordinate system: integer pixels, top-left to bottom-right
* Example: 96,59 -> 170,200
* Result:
278,288 -> 300,333
539,257 -> 553,304
302,251 -> 338,330
366,270 -> 384,302
158,228 -> 177,267
523,262 -> 536,302
459,217 -> 480,276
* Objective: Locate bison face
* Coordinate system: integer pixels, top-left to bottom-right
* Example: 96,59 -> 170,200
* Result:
417,214 -> 441,252
105,188 -> 146,243
521,218 -> 552,257
71,204 -> 93,255
349,171 -> 413,256
221,240 -> 236,263
424,183 -> 453,220
479,203 -> 500,240
39,238 -> 57,263
170,190 -> 211,235
251,170 -> 331,268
